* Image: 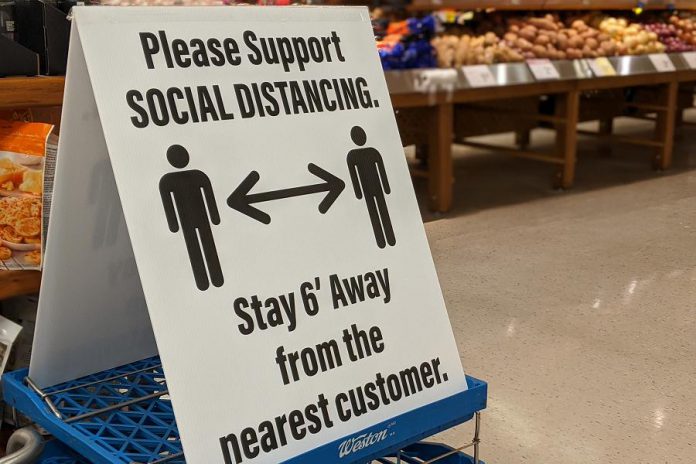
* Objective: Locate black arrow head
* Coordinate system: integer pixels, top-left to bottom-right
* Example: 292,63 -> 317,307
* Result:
227,171 -> 272,224
308,163 -> 345,214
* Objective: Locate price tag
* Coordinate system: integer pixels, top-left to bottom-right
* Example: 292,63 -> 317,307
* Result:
587,57 -> 617,77
649,53 -> 676,72
527,59 -> 561,81
682,51 -> 696,69
462,64 -> 497,88
413,68 -> 458,92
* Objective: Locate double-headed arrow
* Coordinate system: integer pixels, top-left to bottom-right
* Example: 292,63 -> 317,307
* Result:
227,163 -> 345,224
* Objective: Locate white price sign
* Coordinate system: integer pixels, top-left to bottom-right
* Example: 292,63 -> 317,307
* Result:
682,51 -> 696,69
414,68 -> 458,92
649,53 -> 676,72
462,65 -> 497,88
587,57 -> 617,77
527,59 -> 560,81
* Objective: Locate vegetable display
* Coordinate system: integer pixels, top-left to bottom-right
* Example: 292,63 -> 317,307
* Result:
378,11 -> 696,70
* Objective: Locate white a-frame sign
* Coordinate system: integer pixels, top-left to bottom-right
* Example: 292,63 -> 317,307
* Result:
30,6 -> 467,463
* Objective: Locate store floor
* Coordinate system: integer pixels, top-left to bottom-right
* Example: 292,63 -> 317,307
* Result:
416,117 -> 696,463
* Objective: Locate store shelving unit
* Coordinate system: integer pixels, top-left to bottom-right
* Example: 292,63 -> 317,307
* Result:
0,76 -> 65,110
0,271 -> 42,300
389,54 -> 696,212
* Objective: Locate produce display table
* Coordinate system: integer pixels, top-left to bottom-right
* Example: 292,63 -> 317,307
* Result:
388,53 -> 696,212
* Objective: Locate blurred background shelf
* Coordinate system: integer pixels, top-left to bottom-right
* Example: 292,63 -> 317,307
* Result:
0,76 -> 65,110
0,271 -> 41,300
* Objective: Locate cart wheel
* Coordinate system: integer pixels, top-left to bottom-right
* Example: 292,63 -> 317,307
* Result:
0,427 -> 45,464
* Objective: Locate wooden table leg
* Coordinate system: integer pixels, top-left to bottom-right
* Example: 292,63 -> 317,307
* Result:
554,90 -> 580,189
427,103 -> 454,213
515,129 -> 531,150
654,81 -> 678,170
415,144 -> 428,167
599,118 -> 614,135
598,118 -> 614,158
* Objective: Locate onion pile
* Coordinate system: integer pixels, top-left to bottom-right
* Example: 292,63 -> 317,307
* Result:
643,22 -> 694,52
669,15 -> 696,47
599,17 -> 666,55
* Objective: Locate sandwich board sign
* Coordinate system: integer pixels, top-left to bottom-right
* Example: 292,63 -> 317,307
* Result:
30,6 -> 467,463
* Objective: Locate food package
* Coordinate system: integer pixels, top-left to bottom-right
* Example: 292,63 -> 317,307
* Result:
0,313 -> 21,376
0,120 -> 56,270
1,294 -> 37,371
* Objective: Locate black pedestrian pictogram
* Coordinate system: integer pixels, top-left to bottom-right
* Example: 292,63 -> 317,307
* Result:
159,145 -> 224,291
347,126 -> 396,249
227,164 -> 345,224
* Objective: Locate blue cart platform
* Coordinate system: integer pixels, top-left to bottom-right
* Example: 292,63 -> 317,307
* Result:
2,357 -> 487,463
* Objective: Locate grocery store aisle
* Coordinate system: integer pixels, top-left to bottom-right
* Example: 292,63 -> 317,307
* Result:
422,118 -> 696,462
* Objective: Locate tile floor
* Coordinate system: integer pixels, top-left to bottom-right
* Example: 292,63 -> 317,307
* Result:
418,118 -> 696,463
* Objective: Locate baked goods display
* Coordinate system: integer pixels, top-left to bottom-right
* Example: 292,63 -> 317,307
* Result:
0,120 -> 53,270
0,197 -> 42,252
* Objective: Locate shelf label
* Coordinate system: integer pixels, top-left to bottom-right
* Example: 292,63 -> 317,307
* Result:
31,6 -> 469,464
414,68 -> 458,92
649,53 -> 676,72
462,64 -> 497,88
682,51 -> 696,69
527,59 -> 561,81
587,57 -> 617,77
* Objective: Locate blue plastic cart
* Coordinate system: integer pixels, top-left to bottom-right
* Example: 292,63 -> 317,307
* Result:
2,357 -> 487,463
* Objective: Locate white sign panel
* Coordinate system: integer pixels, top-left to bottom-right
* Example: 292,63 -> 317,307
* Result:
527,58 -> 560,81
682,51 -> 696,69
649,53 -> 676,72
462,65 -> 497,88
31,6 -> 466,464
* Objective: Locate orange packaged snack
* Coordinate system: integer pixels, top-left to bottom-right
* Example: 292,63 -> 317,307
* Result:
0,121 -> 56,270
